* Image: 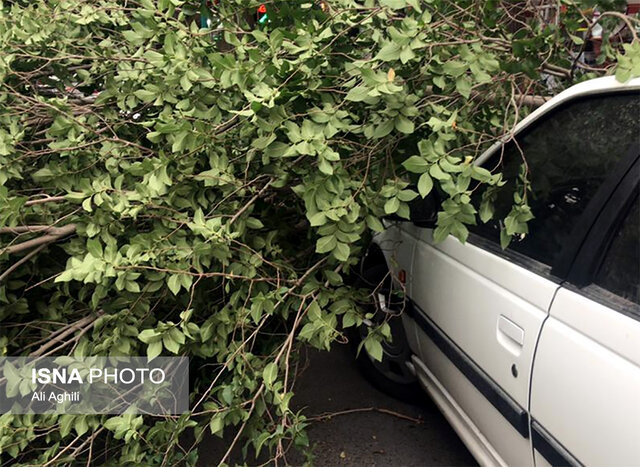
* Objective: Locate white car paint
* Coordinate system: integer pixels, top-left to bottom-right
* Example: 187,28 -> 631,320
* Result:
373,76 -> 640,466
531,288 -> 640,466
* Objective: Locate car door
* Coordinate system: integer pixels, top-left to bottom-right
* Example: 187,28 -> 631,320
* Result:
408,89 -> 640,466
530,158 -> 640,466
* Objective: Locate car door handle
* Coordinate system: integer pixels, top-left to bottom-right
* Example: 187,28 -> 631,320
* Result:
498,315 -> 525,347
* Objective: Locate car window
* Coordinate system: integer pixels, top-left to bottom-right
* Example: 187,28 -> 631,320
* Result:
593,195 -> 639,306
471,92 -> 640,268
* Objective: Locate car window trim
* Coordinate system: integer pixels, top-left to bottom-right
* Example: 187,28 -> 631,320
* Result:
567,156 -> 639,289
563,283 -> 640,322
552,144 -> 640,278
467,232 -> 563,283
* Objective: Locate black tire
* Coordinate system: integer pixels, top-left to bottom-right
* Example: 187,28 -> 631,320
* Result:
351,264 -> 422,402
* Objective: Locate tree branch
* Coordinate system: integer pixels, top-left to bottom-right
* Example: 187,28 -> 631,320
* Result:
0,224 -> 76,255
0,225 -> 73,235
29,312 -> 102,357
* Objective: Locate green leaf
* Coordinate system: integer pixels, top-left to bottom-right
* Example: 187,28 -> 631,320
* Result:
429,164 -> 450,180
433,75 -> 446,89
399,47 -> 415,64
568,34 -> 584,45
373,119 -> 395,138
245,217 -> 264,229
512,40 -> 525,58
4,362 -> 20,397
316,235 -> 337,254
380,0 -> 406,9
384,197 -> 400,214
396,202 -> 410,219
402,156 -> 428,173
252,134 -> 276,149
147,340 -> 163,360
443,60 -> 468,77
397,189 -> 418,202
167,275 -> 182,295
450,221 -> 469,243
209,415 -> 225,437
138,329 -> 160,344
317,158 -> 334,175
308,212 -> 327,227
366,215 -> 385,232
615,42 -> 640,83
59,415 -> 75,439
103,416 -> 123,432
363,337 -> 383,362
86,238 -> 102,258
263,362 -> 278,388
455,76 -> 472,99
417,172 -> 434,197
163,333 -> 180,354
376,43 -> 402,62
333,242 -> 350,261
471,166 -> 492,182
252,29 -> 268,42
500,229 -> 512,249
433,225 -> 449,243
180,73 -> 192,91
55,269 -> 75,283
74,417 -> 89,437
172,131 -> 189,153
479,199 -> 494,223
345,86 -> 370,102
134,89 -> 156,103
343,312 -> 358,328
82,198 -> 93,212
265,142 -> 293,158
395,115 -> 414,134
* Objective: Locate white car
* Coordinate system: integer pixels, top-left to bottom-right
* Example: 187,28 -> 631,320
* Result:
354,76 -> 640,466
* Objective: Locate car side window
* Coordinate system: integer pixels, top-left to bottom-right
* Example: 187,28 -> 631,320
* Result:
471,92 -> 640,268
593,195 -> 639,306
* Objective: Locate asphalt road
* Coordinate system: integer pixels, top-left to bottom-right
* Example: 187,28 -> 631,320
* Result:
199,343 -> 476,466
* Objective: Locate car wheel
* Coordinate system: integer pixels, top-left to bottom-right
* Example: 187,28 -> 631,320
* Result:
351,264 -> 421,402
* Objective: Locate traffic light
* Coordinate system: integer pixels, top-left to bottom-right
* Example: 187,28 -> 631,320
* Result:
257,4 -> 268,25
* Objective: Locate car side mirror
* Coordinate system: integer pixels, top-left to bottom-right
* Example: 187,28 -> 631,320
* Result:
409,192 -> 439,228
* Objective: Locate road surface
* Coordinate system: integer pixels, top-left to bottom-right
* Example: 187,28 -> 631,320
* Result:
199,343 -> 476,466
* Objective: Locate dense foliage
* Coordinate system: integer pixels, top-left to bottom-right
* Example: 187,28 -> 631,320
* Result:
0,0 -> 637,464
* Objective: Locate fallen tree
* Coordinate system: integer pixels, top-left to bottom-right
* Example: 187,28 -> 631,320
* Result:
0,0 -> 638,464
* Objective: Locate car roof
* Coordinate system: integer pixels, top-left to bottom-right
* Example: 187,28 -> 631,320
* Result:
476,76 -> 640,165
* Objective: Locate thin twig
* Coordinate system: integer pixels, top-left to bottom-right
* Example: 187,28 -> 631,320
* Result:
24,195 -> 67,206
0,244 -> 46,283
309,407 -> 423,425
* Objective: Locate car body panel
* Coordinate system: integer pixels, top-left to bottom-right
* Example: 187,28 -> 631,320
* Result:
410,232 -> 555,410
530,287 -> 640,465
411,335 -> 531,467
410,353 -> 509,467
